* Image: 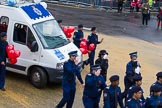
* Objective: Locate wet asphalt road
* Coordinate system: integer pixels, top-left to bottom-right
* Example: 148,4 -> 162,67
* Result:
48,3 -> 162,45
0,3 -> 162,108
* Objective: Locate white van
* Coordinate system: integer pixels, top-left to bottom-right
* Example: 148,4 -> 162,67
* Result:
0,2 -> 83,88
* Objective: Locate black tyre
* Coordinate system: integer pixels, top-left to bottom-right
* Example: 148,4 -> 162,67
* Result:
30,67 -> 47,88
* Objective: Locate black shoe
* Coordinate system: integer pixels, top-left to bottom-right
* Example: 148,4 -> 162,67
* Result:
1,88 -> 6,91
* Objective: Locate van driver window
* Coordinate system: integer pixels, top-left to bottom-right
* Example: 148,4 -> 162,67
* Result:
0,16 -> 9,33
13,24 -> 36,49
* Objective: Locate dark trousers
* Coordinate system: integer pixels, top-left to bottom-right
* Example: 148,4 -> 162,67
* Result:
142,14 -> 148,25
122,76 -> 134,104
88,50 -> 95,66
136,5 -> 139,12
57,88 -> 76,108
0,65 -> 6,89
118,3 -> 123,13
82,96 -> 99,108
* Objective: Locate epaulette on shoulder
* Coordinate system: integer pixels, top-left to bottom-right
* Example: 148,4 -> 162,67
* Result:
64,61 -> 68,63
128,99 -> 132,102
152,83 -> 156,86
106,86 -> 110,89
129,87 -> 133,90
147,96 -> 151,98
87,73 -> 92,76
139,99 -> 142,101
88,34 -> 92,37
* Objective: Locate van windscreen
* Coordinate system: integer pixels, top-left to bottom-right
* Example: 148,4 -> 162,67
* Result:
33,20 -> 70,49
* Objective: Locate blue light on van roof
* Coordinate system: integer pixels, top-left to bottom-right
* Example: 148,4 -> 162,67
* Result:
7,0 -> 16,6
21,4 -> 51,20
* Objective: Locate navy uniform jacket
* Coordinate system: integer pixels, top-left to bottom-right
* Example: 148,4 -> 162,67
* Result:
125,98 -> 144,108
95,58 -> 108,75
62,59 -> 83,90
73,30 -> 84,48
83,73 -> 106,98
103,85 -> 124,108
87,33 -> 101,49
126,61 -> 141,75
0,40 -> 8,63
127,85 -> 145,103
145,95 -> 162,108
150,81 -> 162,96
125,61 -> 141,83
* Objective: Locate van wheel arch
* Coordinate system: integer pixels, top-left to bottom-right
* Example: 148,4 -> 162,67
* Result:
28,66 -> 49,88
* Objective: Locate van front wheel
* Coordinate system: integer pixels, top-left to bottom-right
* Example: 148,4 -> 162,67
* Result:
30,67 -> 47,88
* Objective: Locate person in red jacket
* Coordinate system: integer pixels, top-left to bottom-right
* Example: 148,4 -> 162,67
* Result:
157,7 -> 162,30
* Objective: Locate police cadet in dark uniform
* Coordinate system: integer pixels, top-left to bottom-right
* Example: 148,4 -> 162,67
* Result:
123,52 -> 141,101
56,51 -> 84,108
150,72 -> 162,96
0,32 -> 8,91
95,50 -> 109,81
126,75 -> 145,104
103,75 -> 124,108
145,85 -> 162,108
73,24 -> 84,48
82,64 -> 106,108
85,27 -> 103,66
125,86 -> 144,108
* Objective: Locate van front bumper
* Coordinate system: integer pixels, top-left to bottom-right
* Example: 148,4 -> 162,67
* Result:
44,61 -> 83,83
44,67 -> 63,83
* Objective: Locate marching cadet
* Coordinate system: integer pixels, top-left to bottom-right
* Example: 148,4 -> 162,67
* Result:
145,85 -> 162,108
125,86 -> 144,108
73,24 -> 84,48
95,50 -> 109,105
82,64 -> 106,108
95,50 -> 109,81
150,72 -> 162,96
0,32 -> 8,91
126,75 -> 145,103
85,27 -> 103,66
56,51 -> 84,108
123,52 -> 141,100
103,75 -> 124,108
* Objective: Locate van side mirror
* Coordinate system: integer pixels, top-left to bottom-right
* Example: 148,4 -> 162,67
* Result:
31,41 -> 38,52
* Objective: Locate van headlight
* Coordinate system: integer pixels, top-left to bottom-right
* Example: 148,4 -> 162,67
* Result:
56,62 -> 64,70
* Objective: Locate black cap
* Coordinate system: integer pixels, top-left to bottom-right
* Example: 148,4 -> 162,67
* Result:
133,75 -> 142,81
129,51 -> 137,57
78,24 -> 83,28
91,64 -> 101,70
131,86 -> 142,93
151,85 -> 162,92
99,50 -> 108,55
57,20 -> 62,23
91,27 -> 96,31
68,51 -> 78,56
109,75 -> 119,82
0,32 -> 7,37
156,72 -> 162,77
